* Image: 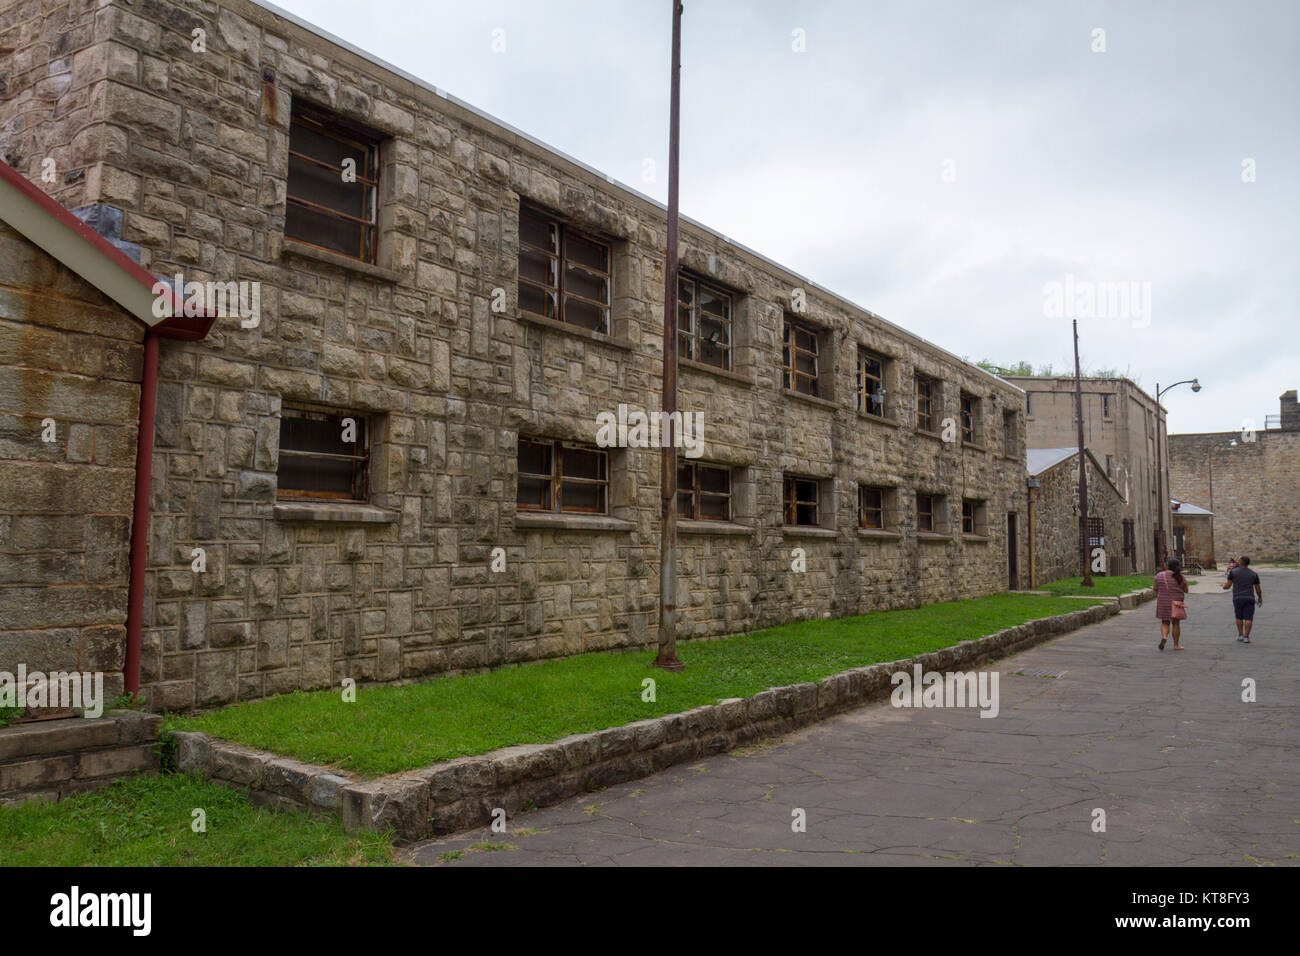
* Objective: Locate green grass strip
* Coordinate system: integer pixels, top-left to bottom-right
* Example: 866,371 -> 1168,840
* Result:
172,593 -> 1104,777
1038,574 -> 1167,597
0,774 -> 394,866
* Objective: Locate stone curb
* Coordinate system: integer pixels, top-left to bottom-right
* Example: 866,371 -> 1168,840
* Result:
170,602 -> 1118,839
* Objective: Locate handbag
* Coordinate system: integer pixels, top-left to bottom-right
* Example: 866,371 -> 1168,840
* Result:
1172,600 -> 1188,621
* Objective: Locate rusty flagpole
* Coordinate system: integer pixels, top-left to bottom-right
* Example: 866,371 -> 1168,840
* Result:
654,0 -> 685,670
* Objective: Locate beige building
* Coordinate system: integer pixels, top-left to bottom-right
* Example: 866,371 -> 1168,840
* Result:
1025,447 -> 1127,587
1169,391 -> 1300,565
1,0 -> 1030,711
1011,376 -> 1168,574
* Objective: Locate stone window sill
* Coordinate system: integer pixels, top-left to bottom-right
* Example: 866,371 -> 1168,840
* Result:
962,442 -> 989,454
916,429 -> 945,442
782,388 -> 839,411
917,531 -> 953,542
781,525 -> 837,538
281,238 -> 403,283
962,533 -> 991,543
514,512 -> 635,532
857,411 -> 899,427
857,528 -> 903,540
681,358 -> 752,386
679,519 -> 753,536
273,500 -> 399,524
517,311 -> 633,350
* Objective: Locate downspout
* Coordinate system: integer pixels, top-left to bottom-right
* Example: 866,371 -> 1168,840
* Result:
124,329 -> 159,697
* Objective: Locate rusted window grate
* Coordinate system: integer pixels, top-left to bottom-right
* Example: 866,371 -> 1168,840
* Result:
1087,516 -> 1105,548
782,318 -> 822,396
517,439 -> 608,514
783,476 -> 820,526
857,348 -> 886,417
285,107 -> 380,263
678,463 -> 731,520
518,205 -> 611,333
277,408 -> 369,500
678,274 -> 732,370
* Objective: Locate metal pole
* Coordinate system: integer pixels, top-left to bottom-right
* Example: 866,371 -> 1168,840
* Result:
654,0 -> 684,670
1155,382 -> 1165,569
1074,320 -> 1094,586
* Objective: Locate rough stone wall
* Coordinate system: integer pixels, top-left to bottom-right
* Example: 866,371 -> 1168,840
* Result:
0,0 -> 115,203
1171,513 -> 1213,569
7,0 -> 1029,711
1014,376 -> 1165,573
1169,414 -> 1300,565
0,221 -> 142,697
1032,452 -> 1127,586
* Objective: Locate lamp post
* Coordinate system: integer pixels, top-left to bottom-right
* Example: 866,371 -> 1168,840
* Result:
1153,377 -> 1201,567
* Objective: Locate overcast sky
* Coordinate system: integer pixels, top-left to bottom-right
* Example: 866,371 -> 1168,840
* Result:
273,0 -> 1297,434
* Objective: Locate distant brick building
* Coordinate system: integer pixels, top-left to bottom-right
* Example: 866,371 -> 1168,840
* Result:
1,0 -> 1030,711
1169,391 -> 1300,565
1012,376 -> 1167,574
1026,447 -> 1127,587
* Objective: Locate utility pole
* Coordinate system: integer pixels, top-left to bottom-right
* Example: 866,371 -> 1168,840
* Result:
654,0 -> 684,670
1074,319 -> 1094,587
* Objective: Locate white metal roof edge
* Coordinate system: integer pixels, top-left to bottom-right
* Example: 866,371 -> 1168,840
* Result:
250,0 -> 1015,393
0,171 -> 162,326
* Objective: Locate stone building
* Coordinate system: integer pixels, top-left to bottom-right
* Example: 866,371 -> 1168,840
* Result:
1169,500 -> 1214,569
1011,376 -> 1167,574
1169,391 -> 1300,565
1,0 -> 1029,712
1026,447 -> 1127,587
0,158 -> 214,706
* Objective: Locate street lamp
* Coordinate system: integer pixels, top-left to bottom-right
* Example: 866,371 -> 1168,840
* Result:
1153,378 -> 1201,567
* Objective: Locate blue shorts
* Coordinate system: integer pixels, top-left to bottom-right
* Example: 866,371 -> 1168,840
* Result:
1233,598 -> 1256,621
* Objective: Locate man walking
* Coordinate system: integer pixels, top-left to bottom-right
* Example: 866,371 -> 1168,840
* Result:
1222,555 -> 1263,643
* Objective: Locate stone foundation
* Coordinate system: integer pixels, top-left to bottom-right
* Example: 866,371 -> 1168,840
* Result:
0,711 -> 161,805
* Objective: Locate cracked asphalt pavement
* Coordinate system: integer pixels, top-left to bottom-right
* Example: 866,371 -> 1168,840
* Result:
405,569 -> 1298,866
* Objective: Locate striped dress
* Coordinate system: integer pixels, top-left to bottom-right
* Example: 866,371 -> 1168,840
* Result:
1153,570 -> 1187,620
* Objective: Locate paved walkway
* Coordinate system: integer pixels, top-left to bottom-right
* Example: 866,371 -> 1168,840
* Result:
406,570 -> 1298,866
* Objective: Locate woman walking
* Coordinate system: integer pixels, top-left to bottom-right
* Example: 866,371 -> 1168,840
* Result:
1155,558 -> 1189,650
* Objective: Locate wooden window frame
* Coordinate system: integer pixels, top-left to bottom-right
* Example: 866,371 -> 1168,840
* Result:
916,492 -> 935,532
960,392 -> 980,444
285,107 -> 381,264
277,407 -> 370,502
962,498 -> 986,535
516,438 -> 609,515
783,475 -> 821,527
1102,393 -> 1114,419
858,484 -> 886,529
857,348 -> 887,417
782,317 -> 823,397
678,273 -> 733,371
916,376 -> 937,433
677,462 -> 732,521
517,204 -> 612,334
